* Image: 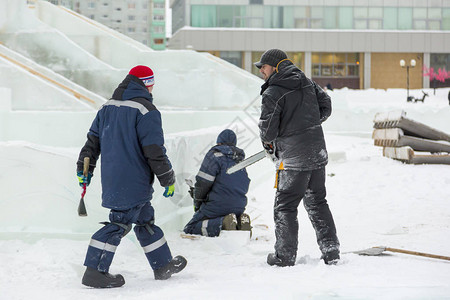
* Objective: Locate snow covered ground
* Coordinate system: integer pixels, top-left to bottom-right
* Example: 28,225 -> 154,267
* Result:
1,87 -> 450,299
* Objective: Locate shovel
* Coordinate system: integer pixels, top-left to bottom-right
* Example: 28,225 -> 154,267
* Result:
351,246 -> 450,261
77,157 -> 89,217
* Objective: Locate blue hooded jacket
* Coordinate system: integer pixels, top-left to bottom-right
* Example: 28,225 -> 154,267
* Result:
194,129 -> 250,218
77,75 -> 175,210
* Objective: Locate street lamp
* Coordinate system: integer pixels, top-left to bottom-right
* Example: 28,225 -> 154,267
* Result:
400,59 -> 416,101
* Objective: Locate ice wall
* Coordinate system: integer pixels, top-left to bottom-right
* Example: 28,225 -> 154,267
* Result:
0,0 -> 263,109
0,120 -> 265,234
0,44 -> 105,110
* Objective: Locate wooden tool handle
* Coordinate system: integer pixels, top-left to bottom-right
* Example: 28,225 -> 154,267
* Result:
386,247 -> 450,261
83,157 -> 90,177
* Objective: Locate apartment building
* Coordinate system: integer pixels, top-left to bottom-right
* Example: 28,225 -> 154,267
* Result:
46,0 -> 166,50
168,0 -> 450,89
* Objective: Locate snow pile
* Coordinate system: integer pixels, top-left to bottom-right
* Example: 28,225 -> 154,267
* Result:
1,125 -> 450,299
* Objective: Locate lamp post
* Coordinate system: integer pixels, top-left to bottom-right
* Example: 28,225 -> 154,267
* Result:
400,59 -> 416,101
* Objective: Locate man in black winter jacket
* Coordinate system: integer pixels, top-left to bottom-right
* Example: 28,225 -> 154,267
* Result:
255,49 -> 340,266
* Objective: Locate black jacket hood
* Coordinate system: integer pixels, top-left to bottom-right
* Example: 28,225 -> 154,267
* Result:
261,61 -> 310,95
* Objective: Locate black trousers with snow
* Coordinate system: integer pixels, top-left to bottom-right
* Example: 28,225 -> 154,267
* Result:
274,168 -> 339,264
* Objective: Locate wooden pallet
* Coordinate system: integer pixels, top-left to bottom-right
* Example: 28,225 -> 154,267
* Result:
383,146 -> 450,165
373,110 -> 450,142
373,128 -> 450,153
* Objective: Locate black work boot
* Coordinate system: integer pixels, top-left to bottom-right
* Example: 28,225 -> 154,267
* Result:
267,253 -> 295,267
322,249 -> 340,265
154,255 -> 187,280
82,267 -> 125,288
222,213 -> 237,230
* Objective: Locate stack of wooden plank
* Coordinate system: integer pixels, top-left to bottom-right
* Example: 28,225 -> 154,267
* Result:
372,110 -> 450,164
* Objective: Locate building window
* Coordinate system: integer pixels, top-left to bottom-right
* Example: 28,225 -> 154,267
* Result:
354,7 -> 382,29
153,26 -> 164,33
217,6 -> 235,27
338,7 -> 353,29
87,2 -> 95,9
189,4 -> 446,31
192,5 -> 216,27
443,9 -> 450,30
291,6 -> 308,28
426,8 -> 441,30
323,7 -> 337,29
220,51 -> 242,68
128,27 -> 136,32
234,5 -> 263,27
398,7 -> 413,29
430,54 -> 450,72
153,14 -> 165,21
311,53 -> 359,77
128,15 -> 135,21
128,3 -> 135,9
153,38 -> 164,44
153,2 -> 164,9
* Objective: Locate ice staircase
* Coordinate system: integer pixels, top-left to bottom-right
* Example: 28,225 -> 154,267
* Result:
372,110 -> 450,164
0,43 -> 106,110
0,0 -> 263,109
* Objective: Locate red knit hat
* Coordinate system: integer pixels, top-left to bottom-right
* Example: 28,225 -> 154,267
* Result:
129,65 -> 154,87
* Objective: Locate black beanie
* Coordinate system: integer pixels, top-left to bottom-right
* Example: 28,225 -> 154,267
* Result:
254,49 -> 288,69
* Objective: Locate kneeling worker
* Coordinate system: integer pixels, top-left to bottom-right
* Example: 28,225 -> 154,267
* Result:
184,129 -> 251,237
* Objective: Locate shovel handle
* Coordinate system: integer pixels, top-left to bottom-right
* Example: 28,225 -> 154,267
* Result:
385,247 -> 450,261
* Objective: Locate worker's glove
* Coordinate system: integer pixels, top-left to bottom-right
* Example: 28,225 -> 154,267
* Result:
163,184 -> 175,197
319,116 -> 328,124
263,142 -> 277,162
188,186 -> 194,199
193,199 -> 202,212
77,171 -> 93,187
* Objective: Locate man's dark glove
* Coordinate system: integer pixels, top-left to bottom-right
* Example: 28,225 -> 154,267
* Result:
263,142 -> 277,162
263,142 -> 274,154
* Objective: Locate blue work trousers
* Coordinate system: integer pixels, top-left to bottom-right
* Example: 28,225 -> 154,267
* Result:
84,202 -> 172,272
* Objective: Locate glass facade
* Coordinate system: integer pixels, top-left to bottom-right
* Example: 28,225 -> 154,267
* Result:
312,53 -> 360,77
220,51 -> 242,68
190,5 -> 450,30
428,54 -> 450,87
430,54 -> 450,71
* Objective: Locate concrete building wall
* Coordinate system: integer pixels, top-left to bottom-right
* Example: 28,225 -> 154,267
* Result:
169,29 -> 450,54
